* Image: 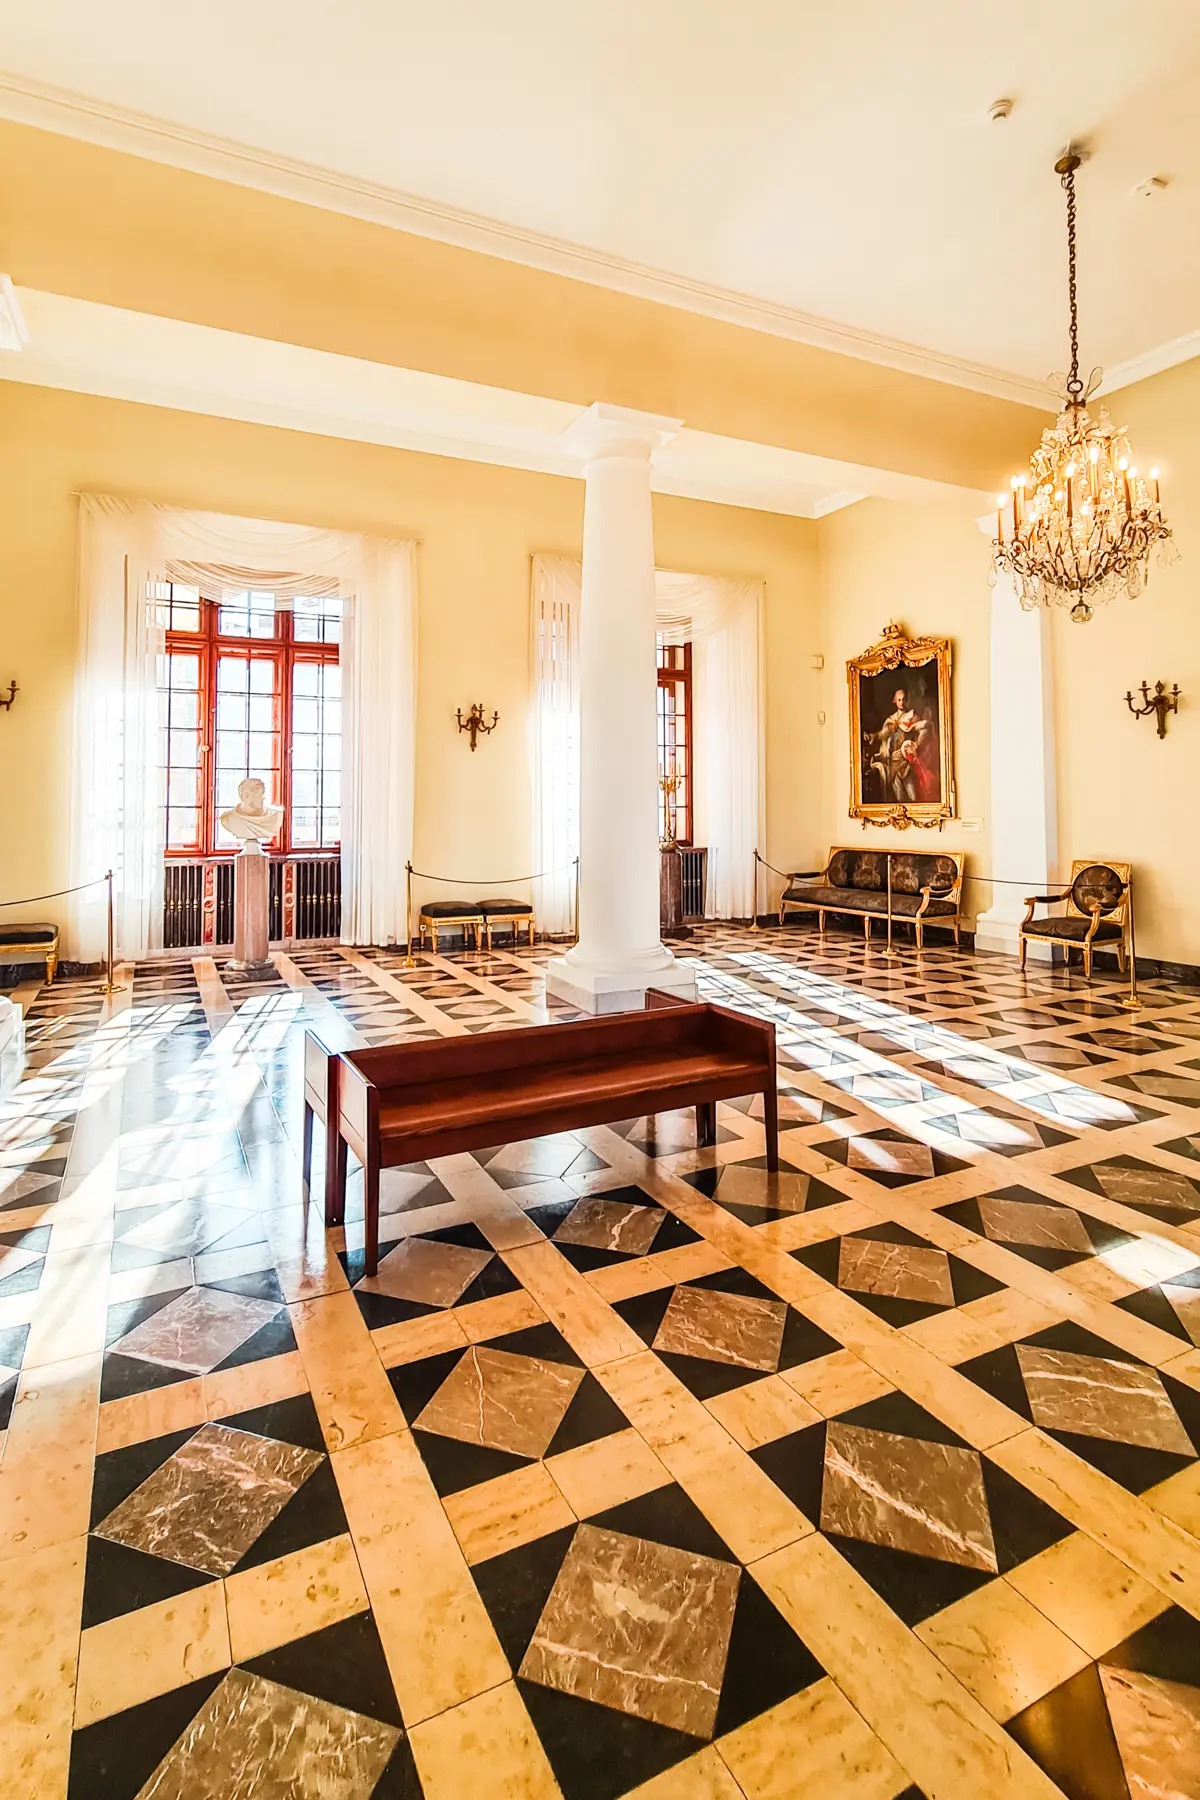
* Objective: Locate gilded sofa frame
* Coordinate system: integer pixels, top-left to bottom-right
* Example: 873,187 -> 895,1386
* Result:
779,849 -> 966,951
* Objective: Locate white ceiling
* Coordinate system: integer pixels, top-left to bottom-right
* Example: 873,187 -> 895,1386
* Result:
2,0 -> 1198,390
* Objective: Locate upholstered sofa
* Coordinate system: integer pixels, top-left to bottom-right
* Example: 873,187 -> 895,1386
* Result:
779,848 -> 965,949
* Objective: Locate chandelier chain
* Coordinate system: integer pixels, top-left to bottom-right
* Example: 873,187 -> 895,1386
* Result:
1062,159 -> 1082,399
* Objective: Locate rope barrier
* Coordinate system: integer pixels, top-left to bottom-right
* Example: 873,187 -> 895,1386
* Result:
0,875 -> 111,908
405,860 -> 579,887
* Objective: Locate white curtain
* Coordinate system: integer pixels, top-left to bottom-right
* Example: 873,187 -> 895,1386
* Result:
530,555 -> 581,935
70,498 -> 417,961
529,557 -> 763,924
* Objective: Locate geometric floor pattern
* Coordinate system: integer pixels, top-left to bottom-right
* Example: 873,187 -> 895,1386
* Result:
5,922 -> 1200,1798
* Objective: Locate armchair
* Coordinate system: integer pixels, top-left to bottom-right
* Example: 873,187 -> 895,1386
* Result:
1019,861 -> 1131,979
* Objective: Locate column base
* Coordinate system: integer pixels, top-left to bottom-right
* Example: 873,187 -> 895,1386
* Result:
974,910 -> 1059,963
0,996 -> 24,1093
545,956 -> 698,1015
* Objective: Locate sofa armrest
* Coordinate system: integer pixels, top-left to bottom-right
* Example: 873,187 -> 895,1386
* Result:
1024,891 -> 1069,906
786,870 -> 826,884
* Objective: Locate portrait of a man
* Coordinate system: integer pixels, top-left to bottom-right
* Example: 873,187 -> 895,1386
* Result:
848,623 -> 955,827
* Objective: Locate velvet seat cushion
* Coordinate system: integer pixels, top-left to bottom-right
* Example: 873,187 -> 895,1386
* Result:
477,899 -> 533,917
0,925 -> 58,945
1022,915 -> 1123,942
781,885 -> 956,918
419,901 -> 484,919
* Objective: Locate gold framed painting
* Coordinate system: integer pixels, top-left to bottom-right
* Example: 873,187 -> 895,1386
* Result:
848,621 -> 956,829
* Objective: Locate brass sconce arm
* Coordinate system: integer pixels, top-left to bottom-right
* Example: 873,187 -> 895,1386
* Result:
456,702 -> 499,751
1124,680 -> 1180,739
0,680 -> 17,711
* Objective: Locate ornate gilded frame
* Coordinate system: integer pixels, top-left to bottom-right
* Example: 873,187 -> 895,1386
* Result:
847,621 -> 956,830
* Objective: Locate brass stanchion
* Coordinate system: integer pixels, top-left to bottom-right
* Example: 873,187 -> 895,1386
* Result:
1118,877 -> 1142,1012
100,868 -> 126,996
573,856 -> 580,944
401,861 -> 416,967
880,850 -> 901,960
750,850 -> 761,932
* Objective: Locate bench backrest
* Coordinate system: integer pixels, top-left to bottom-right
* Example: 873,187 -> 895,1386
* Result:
823,847 -> 963,899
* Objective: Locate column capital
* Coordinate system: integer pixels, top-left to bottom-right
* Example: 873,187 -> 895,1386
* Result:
560,402 -> 681,464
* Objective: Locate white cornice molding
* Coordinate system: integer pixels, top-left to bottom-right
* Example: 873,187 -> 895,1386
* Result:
1096,330 -> 1200,398
0,70 -> 1063,412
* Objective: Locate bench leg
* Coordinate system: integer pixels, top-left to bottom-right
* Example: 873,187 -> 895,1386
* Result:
301,1100 -> 314,1197
325,1131 -> 348,1229
763,1083 -> 779,1173
696,1101 -> 718,1148
363,1149 -> 380,1278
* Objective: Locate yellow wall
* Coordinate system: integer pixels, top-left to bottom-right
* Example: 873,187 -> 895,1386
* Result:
812,494 -> 994,910
0,119 -> 1049,493
1051,358 -> 1199,965
0,382 -> 820,946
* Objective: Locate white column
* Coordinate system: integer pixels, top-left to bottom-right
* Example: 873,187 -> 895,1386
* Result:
546,404 -> 698,1013
973,567 -> 1060,960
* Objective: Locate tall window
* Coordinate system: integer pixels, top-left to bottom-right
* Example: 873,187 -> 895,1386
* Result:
155,584 -> 342,856
656,637 -> 693,844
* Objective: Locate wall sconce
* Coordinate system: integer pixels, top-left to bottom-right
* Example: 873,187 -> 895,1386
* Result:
456,701 -> 499,751
1125,679 -> 1180,739
0,680 -> 17,711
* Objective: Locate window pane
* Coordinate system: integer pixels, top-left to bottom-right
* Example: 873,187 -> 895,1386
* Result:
217,691 -> 247,731
293,770 -> 318,808
293,663 -> 320,697
218,592 -> 277,638
323,663 -> 342,698
292,807 -> 317,845
248,694 -> 274,734
168,769 -> 198,808
218,655 -> 250,692
163,652 -> 200,690
293,734 -> 319,770
166,807 -> 199,850
250,660 -> 274,694
293,698 -> 320,735
168,730 -> 200,768
321,808 -> 340,846
171,691 -> 200,729
322,735 -> 341,772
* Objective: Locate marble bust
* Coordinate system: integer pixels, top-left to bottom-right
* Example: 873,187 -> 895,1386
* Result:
220,777 -> 283,848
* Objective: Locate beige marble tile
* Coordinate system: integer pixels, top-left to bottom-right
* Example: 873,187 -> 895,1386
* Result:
1015,1344 -> 1195,1453
781,1348 -> 894,1417
224,1532 -> 368,1663
503,1240 -> 645,1365
585,1240 -> 731,1303
408,1680 -> 563,1800
554,1194 -> 665,1254
1148,1460 -> 1200,1537
74,1582 -> 231,1727
1005,1532 -> 1167,1657
838,1237 -> 954,1306
202,1349 -> 309,1420
96,1377 -> 207,1455
332,1429 -> 509,1725
416,1346 -> 583,1458
359,1236 -> 494,1308
261,1198 -> 350,1303
521,1522 -> 739,1736
0,1350 -> 102,1557
756,1533 -> 1066,1799
705,1374 -> 821,1450
717,1678 -> 909,1800
0,1536 -> 86,1799
625,1745 -> 745,1800
22,1243 -> 112,1369
444,1461 -> 577,1565
290,1289 -> 405,1451
915,1577 -> 1090,1722
455,1289 -> 547,1343
654,1284 -> 787,1373
372,1310 -> 468,1369
133,1665 -> 400,1799
902,1307 -> 1013,1364
546,1428 -> 669,1517
822,1422 -> 998,1571
95,1422 -> 322,1575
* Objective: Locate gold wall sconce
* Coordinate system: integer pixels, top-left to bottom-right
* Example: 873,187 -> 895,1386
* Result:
1125,679 -> 1180,739
0,680 -> 17,711
456,702 -> 499,751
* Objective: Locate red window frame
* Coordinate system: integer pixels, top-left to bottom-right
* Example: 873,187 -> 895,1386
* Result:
162,594 -> 340,857
656,639 -> 693,845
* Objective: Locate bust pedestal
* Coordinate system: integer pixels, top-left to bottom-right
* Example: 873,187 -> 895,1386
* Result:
228,842 -> 272,972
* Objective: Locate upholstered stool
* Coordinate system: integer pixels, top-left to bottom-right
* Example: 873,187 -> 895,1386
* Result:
478,899 -> 536,951
418,901 -> 483,953
0,924 -> 59,983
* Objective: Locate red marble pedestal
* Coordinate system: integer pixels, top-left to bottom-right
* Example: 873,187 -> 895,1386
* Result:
229,843 -> 271,971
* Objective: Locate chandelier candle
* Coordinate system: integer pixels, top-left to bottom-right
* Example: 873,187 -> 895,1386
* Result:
993,149 -> 1174,620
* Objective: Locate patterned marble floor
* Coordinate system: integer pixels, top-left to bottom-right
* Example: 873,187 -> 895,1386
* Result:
4,923 -> 1200,1799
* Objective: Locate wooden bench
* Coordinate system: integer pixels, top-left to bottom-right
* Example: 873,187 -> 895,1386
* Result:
318,991 -> 777,1275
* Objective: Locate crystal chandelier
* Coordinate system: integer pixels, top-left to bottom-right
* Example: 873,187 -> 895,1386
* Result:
993,148 -> 1174,623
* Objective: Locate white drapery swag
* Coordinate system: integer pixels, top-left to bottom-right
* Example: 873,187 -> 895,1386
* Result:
70,497 -> 417,961
529,557 -> 764,925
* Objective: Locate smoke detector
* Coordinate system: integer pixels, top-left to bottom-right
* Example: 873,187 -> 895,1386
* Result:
988,97 -> 1015,123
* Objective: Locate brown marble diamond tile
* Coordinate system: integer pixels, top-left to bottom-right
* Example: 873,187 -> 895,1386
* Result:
519,1523 -> 739,1736
95,1423 -> 323,1575
837,1238 -> 954,1306
112,1287 -> 281,1374
415,1345 -> 583,1458
1100,1664 -> 1200,1800
820,1421 -> 998,1571
553,1196 -> 664,1255
1093,1166 -> 1200,1214
977,1197 -> 1094,1254
1016,1346 -> 1195,1455
709,1166 -> 821,1214
133,1666 -> 400,1799
358,1236 -> 493,1306
653,1285 -> 786,1372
